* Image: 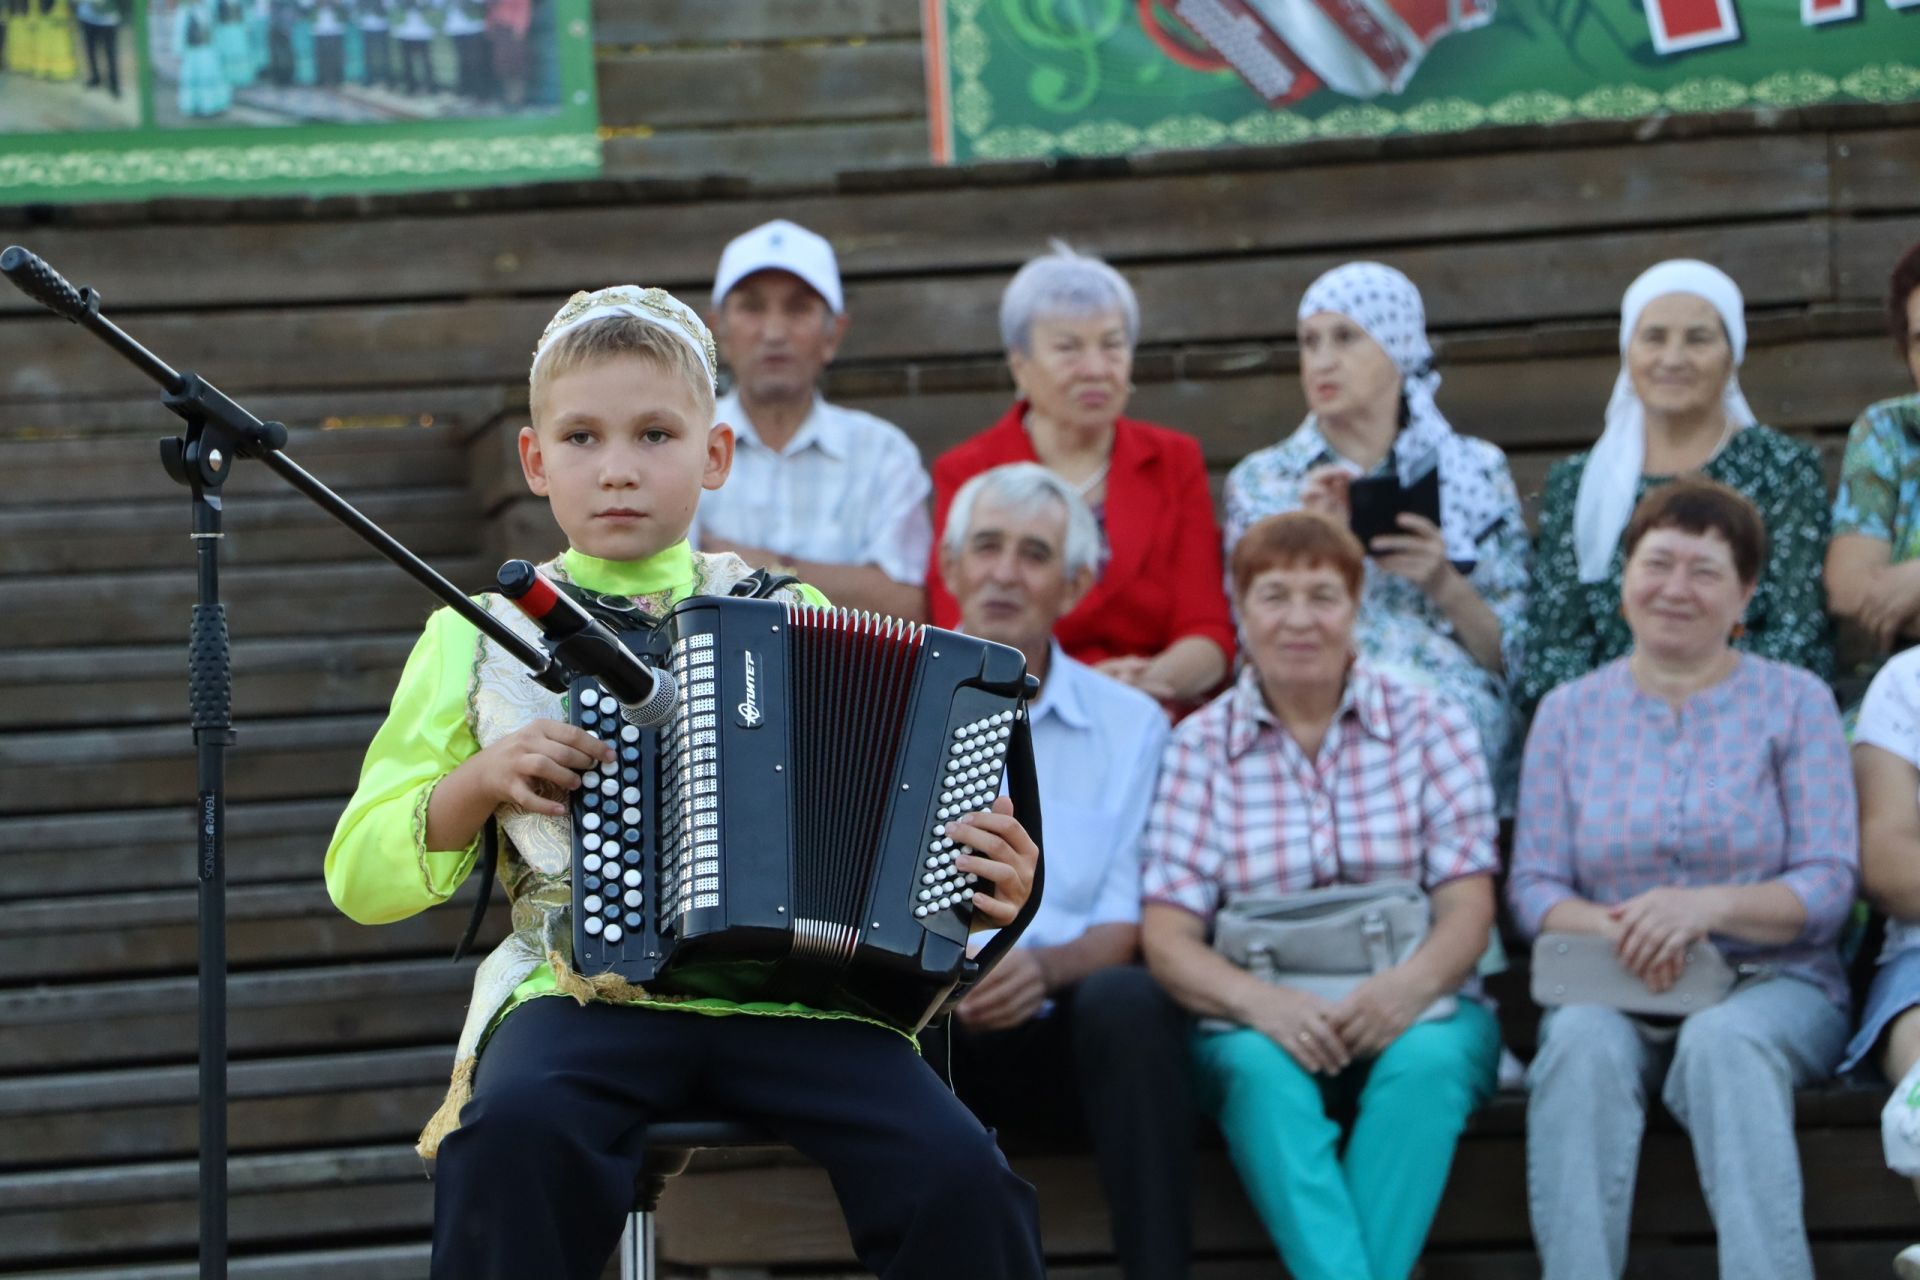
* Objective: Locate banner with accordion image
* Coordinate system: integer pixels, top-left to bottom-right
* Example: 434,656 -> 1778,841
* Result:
0,0 -> 598,203
924,0 -> 1920,162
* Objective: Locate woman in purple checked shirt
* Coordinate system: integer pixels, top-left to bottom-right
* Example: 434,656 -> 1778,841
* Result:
1507,477 -> 1858,1280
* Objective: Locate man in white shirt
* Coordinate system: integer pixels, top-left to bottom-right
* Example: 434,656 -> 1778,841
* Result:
700,219 -> 932,620
939,462 -> 1194,1280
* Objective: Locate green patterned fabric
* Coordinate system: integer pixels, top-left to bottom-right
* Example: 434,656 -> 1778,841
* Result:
1830,393 -> 1920,698
1516,425 -> 1834,713
1832,395 -> 1920,551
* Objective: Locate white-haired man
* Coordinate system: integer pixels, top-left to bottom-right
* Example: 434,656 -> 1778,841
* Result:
939,462 -> 1195,1280
698,218 -> 931,620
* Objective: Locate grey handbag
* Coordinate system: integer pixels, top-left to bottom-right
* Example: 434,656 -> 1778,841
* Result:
1205,878 -> 1457,1031
1530,932 -> 1741,1017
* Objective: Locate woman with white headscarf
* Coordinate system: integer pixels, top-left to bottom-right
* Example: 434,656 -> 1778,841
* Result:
1225,261 -> 1529,795
1517,259 -> 1833,712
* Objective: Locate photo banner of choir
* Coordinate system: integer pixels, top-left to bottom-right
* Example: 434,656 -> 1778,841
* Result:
0,0 -> 599,203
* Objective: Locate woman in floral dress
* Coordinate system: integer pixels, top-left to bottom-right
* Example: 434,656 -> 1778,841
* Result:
1224,261 -> 1529,800
1517,258 -> 1832,712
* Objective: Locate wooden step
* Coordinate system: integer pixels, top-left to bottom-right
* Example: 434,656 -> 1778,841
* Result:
834,328 -> 1886,473
0,1144 -> 432,1268
652,1091 -> 1912,1272
0,557 -> 490,649
0,218 -> 1843,378
0,383 -> 507,441
0,958 -> 475,1073
7,1241 -> 433,1280
0,799 -> 353,901
0,426 -> 471,508
0,221 -> 1845,403
0,881 -> 508,984
0,635 -> 415,732
9,1244 -> 1913,1280
0,132 -> 1848,317
0,715 -> 384,815
0,488 -> 481,576
0,1047 -> 454,1171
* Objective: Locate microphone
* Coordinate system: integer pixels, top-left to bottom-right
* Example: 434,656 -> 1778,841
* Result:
494,560 -> 678,727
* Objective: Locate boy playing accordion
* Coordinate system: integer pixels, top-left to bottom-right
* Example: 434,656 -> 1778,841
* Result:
326,287 -> 1045,1279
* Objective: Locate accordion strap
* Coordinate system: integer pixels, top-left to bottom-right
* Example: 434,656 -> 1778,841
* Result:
452,819 -> 498,961
728,567 -> 802,599
551,581 -> 661,634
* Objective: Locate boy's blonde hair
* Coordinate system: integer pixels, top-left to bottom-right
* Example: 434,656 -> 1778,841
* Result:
529,314 -> 717,429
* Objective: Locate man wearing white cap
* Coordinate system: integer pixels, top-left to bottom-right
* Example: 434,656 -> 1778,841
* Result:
700,218 -> 933,621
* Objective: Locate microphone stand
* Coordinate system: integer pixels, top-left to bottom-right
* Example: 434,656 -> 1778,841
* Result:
0,246 -> 576,1280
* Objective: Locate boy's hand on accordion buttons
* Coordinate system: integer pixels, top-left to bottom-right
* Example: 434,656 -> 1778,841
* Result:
948,795 -> 1037,931
475,718 -> 615,818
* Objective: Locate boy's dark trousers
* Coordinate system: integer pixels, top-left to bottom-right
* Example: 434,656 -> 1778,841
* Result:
933,964 -> 1198,1280
430,996 -> 1046,1280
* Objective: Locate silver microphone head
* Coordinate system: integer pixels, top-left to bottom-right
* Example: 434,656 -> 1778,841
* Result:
618,665 -> 679,728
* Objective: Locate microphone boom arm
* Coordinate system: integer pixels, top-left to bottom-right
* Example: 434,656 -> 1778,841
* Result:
0,244 -> 591,1280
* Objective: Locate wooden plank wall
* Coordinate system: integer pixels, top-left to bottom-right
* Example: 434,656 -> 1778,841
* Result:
0,3 -> 1918,1273
6,114 -> 1919,519
591,0 -> 928,182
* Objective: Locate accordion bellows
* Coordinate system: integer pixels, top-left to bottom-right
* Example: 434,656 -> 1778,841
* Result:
566,595 -> 1038,1034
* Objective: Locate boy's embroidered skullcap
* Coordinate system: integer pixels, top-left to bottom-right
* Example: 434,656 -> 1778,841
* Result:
532,286 -> 717,390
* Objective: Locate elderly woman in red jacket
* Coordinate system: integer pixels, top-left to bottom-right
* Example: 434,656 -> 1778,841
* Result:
928,243 -> 1235,708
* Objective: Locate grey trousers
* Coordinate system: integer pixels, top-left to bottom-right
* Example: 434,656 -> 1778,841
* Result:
1524,977 -> 1847,1280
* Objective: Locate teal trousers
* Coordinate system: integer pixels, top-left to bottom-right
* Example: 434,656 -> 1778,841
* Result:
1193,1000 -> 1499,1280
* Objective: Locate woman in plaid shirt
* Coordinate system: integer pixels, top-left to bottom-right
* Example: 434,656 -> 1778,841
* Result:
1509,478 -> 1858,1280
1141,511 -> 1500,1280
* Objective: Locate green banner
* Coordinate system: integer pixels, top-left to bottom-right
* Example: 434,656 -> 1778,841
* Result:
926,0 -> 1920,162
0,0 -> 598,203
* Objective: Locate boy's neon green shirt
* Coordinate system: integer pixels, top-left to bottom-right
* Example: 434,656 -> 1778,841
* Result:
324,539 -> 896,1037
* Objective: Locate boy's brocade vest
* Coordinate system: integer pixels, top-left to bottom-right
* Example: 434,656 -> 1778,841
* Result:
417,550 -> 805,1158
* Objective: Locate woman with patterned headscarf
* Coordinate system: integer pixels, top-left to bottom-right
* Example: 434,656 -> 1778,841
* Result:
1225,261 -> 1529,796
1517,259 -> 1833,712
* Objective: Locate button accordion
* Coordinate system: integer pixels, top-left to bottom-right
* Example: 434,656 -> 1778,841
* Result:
562,593 -> 1041,1033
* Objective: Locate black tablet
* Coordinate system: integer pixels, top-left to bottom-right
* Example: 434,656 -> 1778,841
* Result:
1348,466 -> 1442,552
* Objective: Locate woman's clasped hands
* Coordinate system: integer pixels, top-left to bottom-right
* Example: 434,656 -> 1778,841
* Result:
1244,968 -> 1433,1074
1607,886 -> 1726,994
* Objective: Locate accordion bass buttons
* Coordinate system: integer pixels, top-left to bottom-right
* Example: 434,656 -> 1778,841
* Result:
915,708 -> 1016,924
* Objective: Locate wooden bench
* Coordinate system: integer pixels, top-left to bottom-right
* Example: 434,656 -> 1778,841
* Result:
645,1080 -> 1914,1278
